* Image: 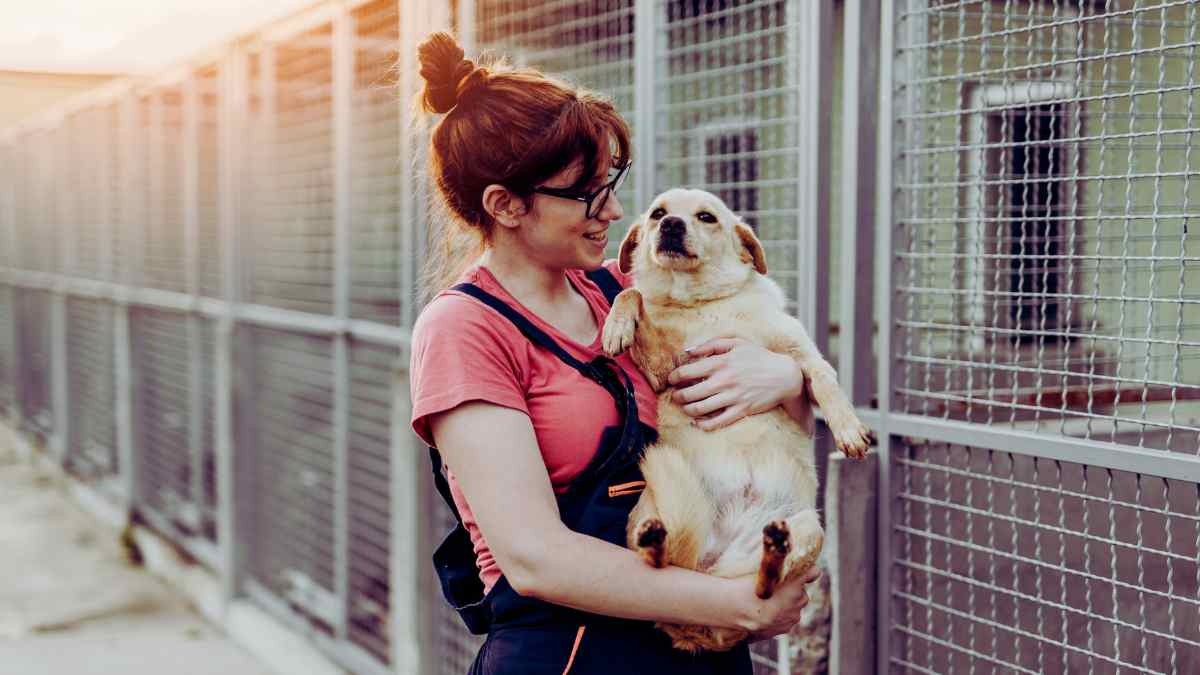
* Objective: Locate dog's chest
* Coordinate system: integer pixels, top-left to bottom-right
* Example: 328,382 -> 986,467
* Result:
632,298 -> 759,391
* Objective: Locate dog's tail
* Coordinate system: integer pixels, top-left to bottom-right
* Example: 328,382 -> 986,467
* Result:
640,444 -> 715,571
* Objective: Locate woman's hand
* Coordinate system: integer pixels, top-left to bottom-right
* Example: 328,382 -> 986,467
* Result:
730,565 -> 822,641
666,337 -> 807,431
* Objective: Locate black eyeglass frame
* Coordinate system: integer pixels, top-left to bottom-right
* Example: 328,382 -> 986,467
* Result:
531,159 -> 631,219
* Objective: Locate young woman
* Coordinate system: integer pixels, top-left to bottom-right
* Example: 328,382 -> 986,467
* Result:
409,32 -> 821,674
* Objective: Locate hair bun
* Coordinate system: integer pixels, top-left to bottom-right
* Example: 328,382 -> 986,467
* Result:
418,32 -> 484,114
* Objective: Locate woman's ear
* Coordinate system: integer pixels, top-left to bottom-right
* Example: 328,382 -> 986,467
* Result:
618,223 -> 641,274
734,221 -> 767,274
482,184 -> 527,228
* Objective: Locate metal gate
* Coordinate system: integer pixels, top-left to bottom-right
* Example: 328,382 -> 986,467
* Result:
878,1 -> 1200,673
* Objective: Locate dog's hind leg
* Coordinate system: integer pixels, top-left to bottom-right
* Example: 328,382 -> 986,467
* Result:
755,509 -> 823,599
635,444 -> 713,570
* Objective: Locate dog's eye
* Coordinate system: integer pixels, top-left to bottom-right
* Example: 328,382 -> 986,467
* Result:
649,207 -> 666,220
696,211 -> 717,223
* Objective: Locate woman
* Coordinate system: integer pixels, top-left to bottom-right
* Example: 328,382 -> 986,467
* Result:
409,32 -> 820,674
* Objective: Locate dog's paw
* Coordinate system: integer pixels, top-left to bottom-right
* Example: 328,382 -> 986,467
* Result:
832,416 -> 872,459
636,518 -> 668,568
602,312 -> 636,356
756,521 -> 791,599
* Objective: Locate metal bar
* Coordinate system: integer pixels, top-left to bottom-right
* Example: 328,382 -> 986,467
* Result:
49,129 -> 70,465
397,0 -> 422,329
633,0 -> 656,210
456,0 -> 475,53
793,0 -> 833,352
857,409 -> 1200,485
216,48 -> 248,599
331,4 -> 353,642
183,74 -> 205,524
840,0 -> 881,408
115,93 -> 138,505
874,0 -> 898,670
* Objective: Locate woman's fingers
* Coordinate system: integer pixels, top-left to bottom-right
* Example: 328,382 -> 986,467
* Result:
681,390 -> 735,418
679,336 -> 742,360
666,352 -> 725,387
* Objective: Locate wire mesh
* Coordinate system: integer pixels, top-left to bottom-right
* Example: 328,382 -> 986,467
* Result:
245,325 -> 339,633
251,28 -> 337,315
142,89 -> 188,293
198,67 -> 223,299
64,297 -> 118,481
475,0 -> 638,240
0,287 -> 12,417
347,340 -> 395,661
130,307 -> 216,549
15,289 -> 53,440
654,0 -> 810,311
351,0 -> 405,327
891,0 -> 1200,453
891,438 -> 1200,675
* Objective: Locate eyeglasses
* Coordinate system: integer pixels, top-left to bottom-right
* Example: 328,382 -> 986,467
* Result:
532,160 -> 630,219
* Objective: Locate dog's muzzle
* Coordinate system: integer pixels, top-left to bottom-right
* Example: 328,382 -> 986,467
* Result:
656,216 -> 690,255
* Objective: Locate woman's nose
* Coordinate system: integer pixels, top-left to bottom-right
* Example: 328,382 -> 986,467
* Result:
598,190 -> 624,221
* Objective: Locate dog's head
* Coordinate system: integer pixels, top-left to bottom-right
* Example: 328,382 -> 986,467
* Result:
617,188 -> 766,297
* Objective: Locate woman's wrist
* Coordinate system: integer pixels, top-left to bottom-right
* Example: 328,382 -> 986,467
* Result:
715,575 -> 762,632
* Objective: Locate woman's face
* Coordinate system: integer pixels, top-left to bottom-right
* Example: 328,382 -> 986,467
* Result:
516,157 -> 626,270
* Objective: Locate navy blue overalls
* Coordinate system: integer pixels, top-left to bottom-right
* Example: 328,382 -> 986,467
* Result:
428,267 -> 753,674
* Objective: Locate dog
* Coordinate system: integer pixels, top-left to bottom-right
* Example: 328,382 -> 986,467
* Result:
601,188 -> 871,652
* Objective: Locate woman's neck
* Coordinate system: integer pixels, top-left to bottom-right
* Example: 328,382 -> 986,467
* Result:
479,246 -> 575,308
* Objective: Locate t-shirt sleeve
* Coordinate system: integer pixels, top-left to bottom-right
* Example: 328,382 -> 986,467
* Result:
409,294 -> 530,447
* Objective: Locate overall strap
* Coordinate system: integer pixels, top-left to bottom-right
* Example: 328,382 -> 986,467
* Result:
584,266 -> 623,307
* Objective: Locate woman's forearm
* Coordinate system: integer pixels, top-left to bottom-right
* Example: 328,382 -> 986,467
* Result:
513,526 -> 752,630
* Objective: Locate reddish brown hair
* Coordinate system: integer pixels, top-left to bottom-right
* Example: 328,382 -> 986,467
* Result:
415,32 -> 632,298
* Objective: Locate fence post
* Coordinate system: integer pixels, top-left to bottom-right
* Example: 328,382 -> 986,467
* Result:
874,0 -> 899,670
217,47 -> 250,602
633,0 -> 656,211
115,92 -> 140,508
49,127 -> 71,467
332,3 -> 355,643
830,1 -> 882,673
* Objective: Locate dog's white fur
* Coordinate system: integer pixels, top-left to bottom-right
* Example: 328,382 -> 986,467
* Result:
601,188 -> 870,652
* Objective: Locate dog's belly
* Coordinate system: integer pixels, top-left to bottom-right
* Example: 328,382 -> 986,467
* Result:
654,398 -> 818,577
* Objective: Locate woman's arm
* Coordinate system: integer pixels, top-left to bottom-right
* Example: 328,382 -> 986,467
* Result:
428,400 -> 814,633
666,337 -> 814,432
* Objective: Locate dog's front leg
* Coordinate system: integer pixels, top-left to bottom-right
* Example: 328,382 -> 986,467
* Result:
602,288 -> 643,356
768,320 -> 873,458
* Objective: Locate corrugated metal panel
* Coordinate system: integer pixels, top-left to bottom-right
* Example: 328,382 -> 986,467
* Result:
350,0 -> 403,327
252,26 -> 336,315
347,339 -> 395,661
247,325 -> 338,632
65,298 -> 117,480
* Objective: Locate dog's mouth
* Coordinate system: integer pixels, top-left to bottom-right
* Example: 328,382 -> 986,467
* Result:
656,236 -> 695,259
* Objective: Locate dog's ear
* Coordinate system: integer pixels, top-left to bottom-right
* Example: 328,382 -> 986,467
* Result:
618,223 -> 641,274
735,221 -> 767,274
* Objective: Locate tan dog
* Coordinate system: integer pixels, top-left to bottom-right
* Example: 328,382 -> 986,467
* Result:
601,188 -> 871,653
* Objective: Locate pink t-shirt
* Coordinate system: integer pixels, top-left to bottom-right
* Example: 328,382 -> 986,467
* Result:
410,259 -> 657,594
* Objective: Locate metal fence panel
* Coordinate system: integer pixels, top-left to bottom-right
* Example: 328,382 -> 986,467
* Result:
16,290 -> 53,440
130,307 -> 218,564
347,340 -> 395,661
890,0 -> 1200,452
251,29 -> 337,315
0,286 -> 12,417
245,325 -> 339,629
143,88 -> 189,294
64,297 -> 118,482
890,438 -> 1200,675
351,0 -> 405,327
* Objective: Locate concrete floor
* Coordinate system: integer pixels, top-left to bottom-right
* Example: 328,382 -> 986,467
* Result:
0,434 -> 276,675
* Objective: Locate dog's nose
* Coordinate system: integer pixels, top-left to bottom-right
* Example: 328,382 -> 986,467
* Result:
660,216 -> 686,236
